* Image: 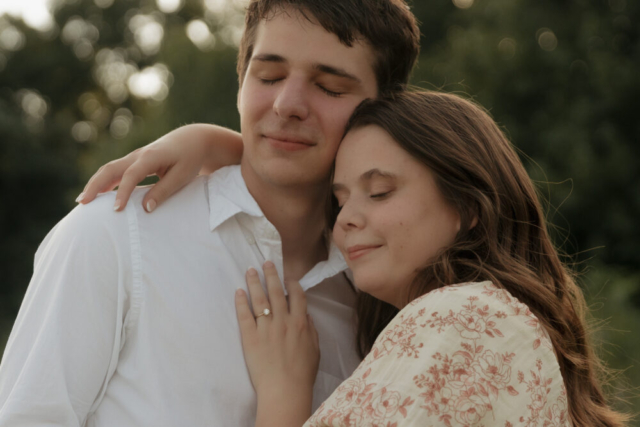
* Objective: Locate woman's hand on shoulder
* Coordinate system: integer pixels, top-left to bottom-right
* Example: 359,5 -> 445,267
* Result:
77,124 -> 242,212
235,261 -> 318,427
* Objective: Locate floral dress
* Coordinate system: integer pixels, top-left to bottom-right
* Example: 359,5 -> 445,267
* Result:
304,282 -> 571,427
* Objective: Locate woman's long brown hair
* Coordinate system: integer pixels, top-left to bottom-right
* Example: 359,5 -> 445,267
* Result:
330,91 -> 628,426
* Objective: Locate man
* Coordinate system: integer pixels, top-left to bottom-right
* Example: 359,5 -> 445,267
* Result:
0,1 -> 419,425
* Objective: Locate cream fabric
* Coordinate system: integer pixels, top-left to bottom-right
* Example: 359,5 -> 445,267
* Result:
306,282 -> 571,427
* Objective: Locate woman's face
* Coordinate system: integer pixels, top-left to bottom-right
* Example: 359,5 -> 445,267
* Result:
332,125 -> 461,308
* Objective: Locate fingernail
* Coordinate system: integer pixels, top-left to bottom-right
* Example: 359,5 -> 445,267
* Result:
236,288 -> 244,296
76,193 -> 85,203
146,199 -> 156,213
263,260 -> 274,269
113,200 -> 121,211
247,268 -> 258,276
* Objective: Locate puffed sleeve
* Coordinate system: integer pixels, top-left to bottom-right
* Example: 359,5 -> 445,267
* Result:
0,194 -> 137,426
305,282 -> 571,427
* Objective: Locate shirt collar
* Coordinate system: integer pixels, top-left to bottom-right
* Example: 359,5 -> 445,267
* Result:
207,165 -> 263,231
206,165 -> 348,288
298,242 -> 348,290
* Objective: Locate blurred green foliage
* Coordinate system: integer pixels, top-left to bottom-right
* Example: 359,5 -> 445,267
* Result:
1,0 -> 638,419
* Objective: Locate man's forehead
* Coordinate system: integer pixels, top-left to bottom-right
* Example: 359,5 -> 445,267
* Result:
251,11 -> 378,88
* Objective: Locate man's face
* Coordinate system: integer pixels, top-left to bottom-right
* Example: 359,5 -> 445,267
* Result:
238,8 -> 378,189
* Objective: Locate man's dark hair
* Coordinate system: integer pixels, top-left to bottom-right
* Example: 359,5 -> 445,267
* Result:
237,0 -> 420,95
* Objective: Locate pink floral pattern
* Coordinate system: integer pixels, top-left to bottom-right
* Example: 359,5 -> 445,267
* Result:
304,282 -> 571,427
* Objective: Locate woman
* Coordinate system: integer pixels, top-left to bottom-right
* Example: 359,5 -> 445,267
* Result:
231,91 -> 626,426
81,91 -> 626,426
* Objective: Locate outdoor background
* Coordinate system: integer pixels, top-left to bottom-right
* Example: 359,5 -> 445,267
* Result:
1,0 -> 639,418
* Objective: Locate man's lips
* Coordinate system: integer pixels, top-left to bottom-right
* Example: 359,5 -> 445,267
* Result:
263,134 -> 315,151
346,244 -> 383,261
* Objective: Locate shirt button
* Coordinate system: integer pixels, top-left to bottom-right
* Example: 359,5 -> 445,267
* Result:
245,234 -> 256,245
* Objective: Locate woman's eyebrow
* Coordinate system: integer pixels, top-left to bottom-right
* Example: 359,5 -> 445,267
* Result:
331,182 -> 347,193
332,169 -> 397,192
361,168 -> 397,181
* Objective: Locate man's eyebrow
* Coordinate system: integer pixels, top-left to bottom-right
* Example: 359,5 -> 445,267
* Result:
251,53 -> 287,63
250,56 -> 361,83
314,63 -> 361,83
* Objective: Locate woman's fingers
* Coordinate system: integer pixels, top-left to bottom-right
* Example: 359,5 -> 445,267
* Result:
285,279 -> 308,318
262,261 -> 288,316
79,155 -> 138,205
79,143 -> 196,213
113,153 -> 167,211
235,289 -> 257,346
140,162 -> 198,213
308,314 -> 319,348
245,268 -> 271,318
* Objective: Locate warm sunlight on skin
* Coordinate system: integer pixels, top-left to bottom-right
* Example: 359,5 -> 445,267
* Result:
237,7 -> 378,189
332,125 -> 461,308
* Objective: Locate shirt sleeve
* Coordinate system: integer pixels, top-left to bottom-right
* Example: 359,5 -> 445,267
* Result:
305,283 -> 570,427
0,196 -> 136,426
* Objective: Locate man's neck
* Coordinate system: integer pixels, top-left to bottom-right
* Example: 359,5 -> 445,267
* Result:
241,165 -> 329,282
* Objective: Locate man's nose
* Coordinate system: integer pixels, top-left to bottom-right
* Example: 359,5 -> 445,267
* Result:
273,76 -> 310,121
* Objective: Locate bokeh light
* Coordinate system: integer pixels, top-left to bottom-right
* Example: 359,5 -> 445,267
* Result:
537,28 -> 558,52
0,23 -> 26,51
71,121 -> 98,142
0,0 -> 54,31
94,48 -> 138,103
129,13 -> 164,56
452,0 -> 474,10
498,37 -> 517,59
127,63 -> 172,101
186,19 -> 216,51
109,108 -> 134,139
156,0 -> 183,14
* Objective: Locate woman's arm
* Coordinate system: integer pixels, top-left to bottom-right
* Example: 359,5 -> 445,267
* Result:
78,124 -> 243,212
235,262 -> 318,427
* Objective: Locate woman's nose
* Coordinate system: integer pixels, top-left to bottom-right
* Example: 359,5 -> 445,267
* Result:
335,200 -> 366,231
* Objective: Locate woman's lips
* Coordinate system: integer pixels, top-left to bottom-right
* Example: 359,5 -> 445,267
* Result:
347,245 -> 382,261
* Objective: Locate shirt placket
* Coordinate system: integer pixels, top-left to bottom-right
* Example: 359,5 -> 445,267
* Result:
255,217 -> 285,283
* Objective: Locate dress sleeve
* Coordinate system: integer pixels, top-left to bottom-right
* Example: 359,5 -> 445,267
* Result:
0,196 -> 136,426
305,282 -> 571,427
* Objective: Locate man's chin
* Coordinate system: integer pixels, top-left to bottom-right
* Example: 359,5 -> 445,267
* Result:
245,159 -> 332,188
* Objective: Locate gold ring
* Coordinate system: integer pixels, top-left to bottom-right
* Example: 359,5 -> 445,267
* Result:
255,308 -> 271,319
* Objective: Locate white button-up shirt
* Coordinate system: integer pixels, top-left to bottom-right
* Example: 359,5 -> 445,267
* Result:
0,166 -> 361,426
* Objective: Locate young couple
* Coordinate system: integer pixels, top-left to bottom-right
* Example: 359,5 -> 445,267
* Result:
0,0 -> 625,425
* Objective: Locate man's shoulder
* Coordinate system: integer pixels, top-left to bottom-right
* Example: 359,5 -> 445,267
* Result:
130,174 -> 211,214
50,173 -> 212,249
60,190 -> 129,238
34,191 -> 132,267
